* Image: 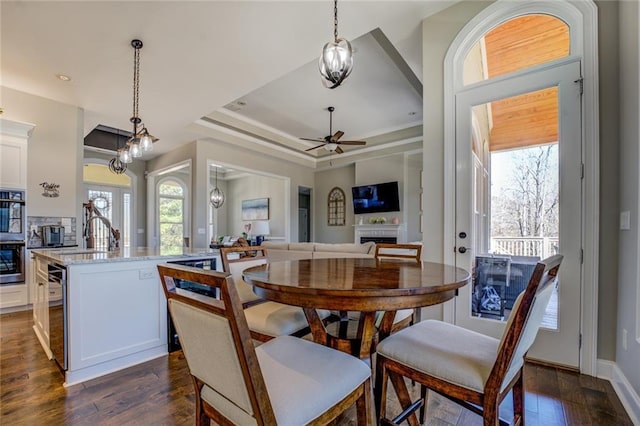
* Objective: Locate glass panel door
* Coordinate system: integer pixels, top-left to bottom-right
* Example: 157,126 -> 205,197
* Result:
455,60 -> 582,368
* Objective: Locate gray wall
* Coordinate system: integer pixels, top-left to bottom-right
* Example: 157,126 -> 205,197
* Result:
314,164 -> 355,243
420,1 -> 492,321
616,0 -> 640,398
596,0 -> 622,364
2,86 -> 84,242
226,174 -> 286,239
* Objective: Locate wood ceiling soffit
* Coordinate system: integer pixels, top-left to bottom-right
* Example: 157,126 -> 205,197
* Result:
484,15 -> 568,152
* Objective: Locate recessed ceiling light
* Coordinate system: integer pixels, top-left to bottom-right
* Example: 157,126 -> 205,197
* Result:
56,74 -> 72,82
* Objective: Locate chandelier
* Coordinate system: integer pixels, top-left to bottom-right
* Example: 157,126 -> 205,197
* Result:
108,128 -> 127,174
109,39 -> 157,174
210,166 -> 225,208
318,0 -> 353,89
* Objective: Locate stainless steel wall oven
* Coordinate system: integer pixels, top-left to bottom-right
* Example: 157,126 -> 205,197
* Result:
0,189 -> 26,284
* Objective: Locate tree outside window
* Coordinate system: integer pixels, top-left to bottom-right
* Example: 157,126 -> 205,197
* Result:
158,179 -> 184,254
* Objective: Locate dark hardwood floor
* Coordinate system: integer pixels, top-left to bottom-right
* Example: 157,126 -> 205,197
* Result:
1,310 -> 633,425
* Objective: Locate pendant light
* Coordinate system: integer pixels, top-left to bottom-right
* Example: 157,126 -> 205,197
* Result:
210,167 -> 225,208
319,0 -> 353,89
110,39 -> 158,174
108,129 -> 128,174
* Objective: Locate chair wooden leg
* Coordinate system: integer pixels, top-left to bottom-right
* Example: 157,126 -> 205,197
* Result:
191,376 -> 210,426
355,378 -> 372,426
388,371 -> 420,426
482,398 -> 500,426
374,356 -> 389,421
419,384 -> 428,423
512,372 -> 525,426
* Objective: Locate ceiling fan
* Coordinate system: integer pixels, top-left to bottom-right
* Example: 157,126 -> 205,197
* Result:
300,106 -> 366,154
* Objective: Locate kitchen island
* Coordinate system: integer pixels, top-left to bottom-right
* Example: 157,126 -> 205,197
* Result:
31,247 -> 222,386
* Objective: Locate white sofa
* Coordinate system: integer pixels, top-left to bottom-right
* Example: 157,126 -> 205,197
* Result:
262,241 -> 375,262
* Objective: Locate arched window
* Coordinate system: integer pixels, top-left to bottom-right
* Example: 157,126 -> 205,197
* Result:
463,14 -> 570,86
83,162 -> 134,248
327,187 -> 345,226
158,179 -> 186,254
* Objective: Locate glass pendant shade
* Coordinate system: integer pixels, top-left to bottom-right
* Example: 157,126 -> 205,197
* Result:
119,147 -> 133,164
210,187 -> 225,209
129,141 -> 142,158
326,142 -> 338,152
319,37 -> 353,89
139,133 -> 153,152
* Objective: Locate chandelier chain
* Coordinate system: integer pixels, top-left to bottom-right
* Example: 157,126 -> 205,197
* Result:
132,45 -> 140,125
333,0 -> 339,42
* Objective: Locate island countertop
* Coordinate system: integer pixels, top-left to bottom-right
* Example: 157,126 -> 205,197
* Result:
31,246 -> 220,266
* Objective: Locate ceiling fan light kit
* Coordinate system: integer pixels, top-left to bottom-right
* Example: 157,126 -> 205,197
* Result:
301,106 -> 366,154
319,0 -> 353,89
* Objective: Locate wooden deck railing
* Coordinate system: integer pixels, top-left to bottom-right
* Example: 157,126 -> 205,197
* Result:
490,237 -> 559,258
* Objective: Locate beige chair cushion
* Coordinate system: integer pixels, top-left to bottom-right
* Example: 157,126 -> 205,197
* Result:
227,259 -> 265,305
256,336 -> 371,425
244,302 -> 331,338
377,319 -> 500,393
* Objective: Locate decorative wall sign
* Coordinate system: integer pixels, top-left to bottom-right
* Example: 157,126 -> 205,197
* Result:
242,198 -> 269,221
40,182 -> 60,197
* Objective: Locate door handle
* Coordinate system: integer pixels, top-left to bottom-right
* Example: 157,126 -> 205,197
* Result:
458,246 -> 468,254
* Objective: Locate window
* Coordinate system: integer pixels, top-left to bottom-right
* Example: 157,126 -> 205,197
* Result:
463,14 -> 570,86
158,179 -> 185,254
327,187 -> 345,226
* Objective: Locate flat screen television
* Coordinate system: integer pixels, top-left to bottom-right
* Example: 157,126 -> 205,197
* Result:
351,181 -> 400,214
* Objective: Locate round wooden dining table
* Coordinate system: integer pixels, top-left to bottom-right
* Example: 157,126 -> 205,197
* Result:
243,257 -> 471,359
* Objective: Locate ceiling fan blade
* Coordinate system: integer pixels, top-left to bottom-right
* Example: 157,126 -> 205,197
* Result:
300,137 -> 325,143
338,140 -> 367,146
330,131 -> 344,142
305,144 -> 325,152
335,146 -> 344,154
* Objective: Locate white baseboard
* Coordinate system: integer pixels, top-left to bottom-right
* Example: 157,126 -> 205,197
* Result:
597,359 -> 640,425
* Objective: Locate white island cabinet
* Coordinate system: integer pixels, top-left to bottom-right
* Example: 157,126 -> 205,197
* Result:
31,247 -> 221,386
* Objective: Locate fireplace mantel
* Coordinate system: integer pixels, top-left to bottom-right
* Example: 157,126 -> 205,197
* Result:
354,224 -> 404,244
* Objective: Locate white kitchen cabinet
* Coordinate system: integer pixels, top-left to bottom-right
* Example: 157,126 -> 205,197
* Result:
0,284 -> 29,309
0,118 -> 34,189
32,256 -> 52,358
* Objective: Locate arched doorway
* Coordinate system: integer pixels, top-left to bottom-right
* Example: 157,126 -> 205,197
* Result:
442,1 -> 599,372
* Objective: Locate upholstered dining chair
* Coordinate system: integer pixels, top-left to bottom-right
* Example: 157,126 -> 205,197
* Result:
158,263 -> 372,425
220,245 -> 331,342
374,254 -> 563,426
374,243 -> 423,332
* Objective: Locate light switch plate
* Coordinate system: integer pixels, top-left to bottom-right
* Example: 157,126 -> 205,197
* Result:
198,228 -> 206,234
620,211 -> 630,230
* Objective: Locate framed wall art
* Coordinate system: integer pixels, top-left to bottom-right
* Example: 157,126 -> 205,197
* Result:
242,198 -> 269,220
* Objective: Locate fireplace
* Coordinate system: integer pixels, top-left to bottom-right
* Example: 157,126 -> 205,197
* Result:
354,224 -> 403,244
360,236 -> 397,244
